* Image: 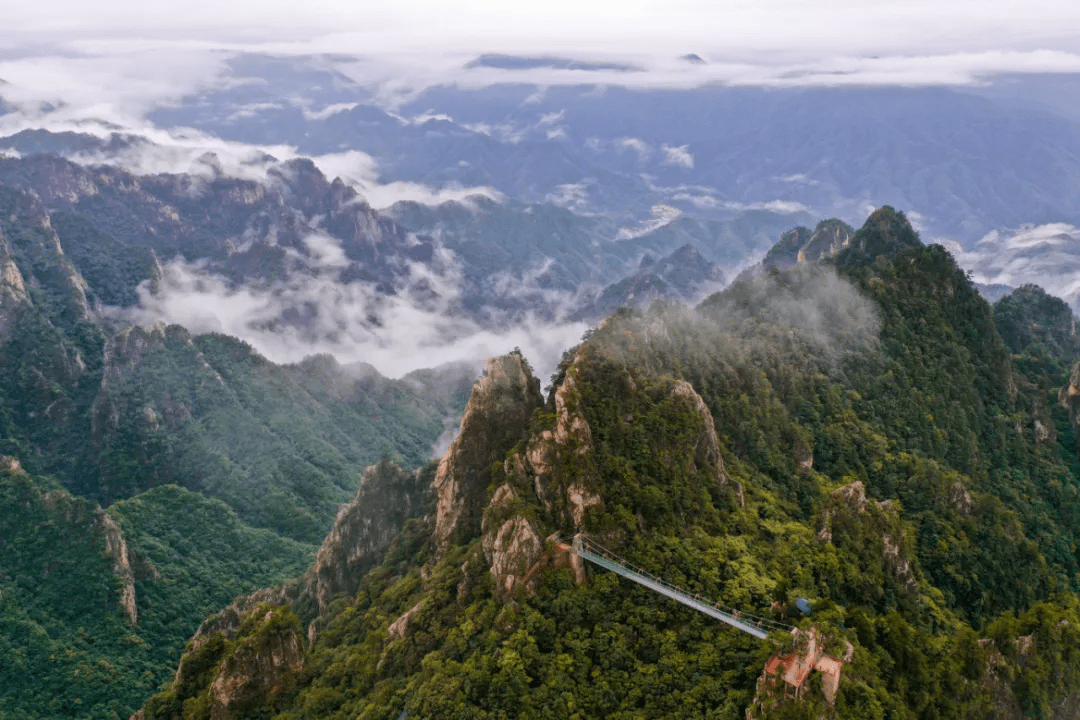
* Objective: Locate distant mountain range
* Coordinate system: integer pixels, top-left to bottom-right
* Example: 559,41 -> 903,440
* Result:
79,53 -> 1080,241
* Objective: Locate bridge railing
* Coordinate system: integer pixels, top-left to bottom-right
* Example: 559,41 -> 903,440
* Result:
572,534 -> 793,640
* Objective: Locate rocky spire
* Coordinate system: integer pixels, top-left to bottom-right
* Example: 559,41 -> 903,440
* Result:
432,352 -> 543,555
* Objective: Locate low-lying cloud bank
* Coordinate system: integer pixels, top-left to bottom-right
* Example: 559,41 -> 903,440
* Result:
123,246 -> 588,384
947,223 -> 1080,311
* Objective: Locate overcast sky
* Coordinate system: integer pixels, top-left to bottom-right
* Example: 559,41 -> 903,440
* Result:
6,0 -> 1080,60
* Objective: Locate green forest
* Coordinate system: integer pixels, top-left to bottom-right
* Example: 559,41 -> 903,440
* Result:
8,195 -> 1080,718
133,209 -> 1080,719
0,183 -> 470,718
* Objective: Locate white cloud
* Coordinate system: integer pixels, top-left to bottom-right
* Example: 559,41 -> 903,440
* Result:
7,1 -> 1080,65
362,181 -> 504,209
661,143 -> 693,168
949,223 -> 1080,311
309,151 -> 503,208
538,109 -> 566,126
301,102 -> 359,121
403,110 -> 455,125
302,233 -> 350,269
616,137 -> 651,161
615,204 -> 681,240
124,250 -> 587,383
666,193 -> 810,214
544,182 -> 592,212
777,173 -> 818,185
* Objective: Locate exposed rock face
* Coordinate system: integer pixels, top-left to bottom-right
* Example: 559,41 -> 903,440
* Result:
0,235 -> 30,346
387,601 -> 425,640
794,438 -> 814,474
947,481 -> 974,516
433,352 -> 543,555
760,219 -> 854,273
92,323 -> 191,443
1033,397 -> 1056,444
995,284 -> 1080,364
98,511 -> 139,626
762,226 -> 812,270
310,459 -> 431,613
0,154 -> 432,317
818,481 -> 917,594
207,610 -> 304,720
669,379 -> 728,481
22,475 -> 140,626
482,484 -> 544,594
526,371 -> 593,480
798,219 -> 854,262
525,362 -> 605,530
188,586 -> 295,653
0,185 -> 91,323
566,483 -> 603,528
1059,361 -> 1080,456
572,243 -> 728,321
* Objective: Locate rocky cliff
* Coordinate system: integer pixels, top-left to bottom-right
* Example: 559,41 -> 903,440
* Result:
432,351 -> 543,555
310,459 -> 432,613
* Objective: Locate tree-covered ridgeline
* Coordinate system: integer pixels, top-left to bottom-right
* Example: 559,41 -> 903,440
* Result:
138,207 -> 1080,719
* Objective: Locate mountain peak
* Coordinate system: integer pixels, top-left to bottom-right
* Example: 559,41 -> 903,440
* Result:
836,205 -> 922,267
432,351 -> 543,555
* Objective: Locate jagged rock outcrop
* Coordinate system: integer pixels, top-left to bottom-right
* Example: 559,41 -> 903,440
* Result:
206,608 -> 305,720
387,601 -> 425,640
794,438 -> 814,474
946,481 -> 975,516
0,233 -> 30,346
0,153 -> 431,313
433,352 -> 543,555
799,218 -> 854,262
818,480 -> 918,594
43,492 -> 139,626
526,370 -> 592,478
185,459 -> 433,644
89,323 -> 199,500
995,284 -> 1080,365
759,219 -> 854,274
187,586 -> 296,653
310,459 -> 431,613
98,510 -> 139,626
481,484 -> 544,594
525,361 -> 605,529
762,226 -> 812,270
1033,397 -> 1056,444
572,243 -> 727,321
669,379 -> 726,478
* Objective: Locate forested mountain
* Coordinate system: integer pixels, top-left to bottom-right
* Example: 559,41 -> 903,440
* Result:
0,175 -> 472,718
0,462 -> 312,719
0,180 -> 471,539
135,207 -> 1080,719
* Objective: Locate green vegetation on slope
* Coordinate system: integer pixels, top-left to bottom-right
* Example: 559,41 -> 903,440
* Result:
0,463 -> 312,720
1,182 -> 471,543
142,207 -> 1080,719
